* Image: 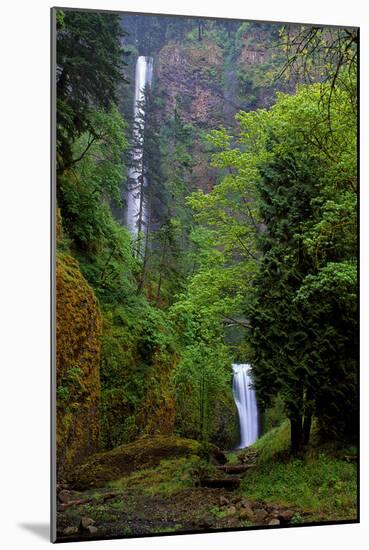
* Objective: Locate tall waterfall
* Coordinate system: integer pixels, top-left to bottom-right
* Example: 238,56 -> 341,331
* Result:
232,363 -> 259,448
126,56 -> 154,234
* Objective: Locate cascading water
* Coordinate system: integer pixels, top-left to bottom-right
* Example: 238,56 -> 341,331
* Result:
126,55 -> 154,234
232,363 -> 259,448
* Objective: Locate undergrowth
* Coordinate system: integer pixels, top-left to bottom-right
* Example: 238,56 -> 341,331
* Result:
240,421 -> 358,522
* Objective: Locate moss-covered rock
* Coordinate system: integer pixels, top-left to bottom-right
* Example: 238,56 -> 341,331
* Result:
56,252 -> 102,477
99,306 -> 176,450
68,435 -> 222,489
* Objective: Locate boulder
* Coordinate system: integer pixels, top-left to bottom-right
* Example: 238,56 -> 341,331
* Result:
79,517 -> 95,531
225,505 -> 237,516
278,509 -> 295,523
252,508 -> 268,523
63,526 -> 78,536
239,506 -> 254,521
70,435 -> 209,490
268,518 -> 281,526
219,496 -> 229,507
58,490 -> 71,503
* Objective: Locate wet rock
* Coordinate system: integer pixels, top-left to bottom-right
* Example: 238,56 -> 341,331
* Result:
239,506 -> 254,521
197,517 -> 214,529
253,508 -> 268,523
58,490 -> 71,503
63,526 -> 78,536
79,517 -> 95,531
225,505 -> 237,516
278,510 -> 295,523
219,496 -> 229,507
239,504 -> 254,521
268,518 -> 280,526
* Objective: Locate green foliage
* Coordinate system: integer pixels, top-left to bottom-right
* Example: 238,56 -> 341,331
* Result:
240,420 -> 357,521
241,454 -> 357,522
247,82 -> 357,446
55,10 -> 357,475
99,302 -> 176,449
262,394 -> 286,433
169,288 -> 236,446
58,106 -> 128,252
56,9 -> 126,172
188,76 -> 357,451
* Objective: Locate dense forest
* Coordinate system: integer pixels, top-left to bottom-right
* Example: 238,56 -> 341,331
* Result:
54,9 -> 358,541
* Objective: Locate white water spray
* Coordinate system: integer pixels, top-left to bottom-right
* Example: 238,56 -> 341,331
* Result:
232,363 -> 259,448
126,56 -> 153,234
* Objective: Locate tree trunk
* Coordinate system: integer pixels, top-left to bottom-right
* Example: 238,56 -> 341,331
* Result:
137,207 -> 151,294
302,414 -> 312,446
155,235 -> 168,306
290,415 -> 303,455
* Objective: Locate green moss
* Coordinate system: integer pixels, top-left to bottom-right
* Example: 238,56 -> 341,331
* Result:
56,252 -> 102,477
99,305 -> 176,450
251,420 -> 291,462
68,435 -> 220,489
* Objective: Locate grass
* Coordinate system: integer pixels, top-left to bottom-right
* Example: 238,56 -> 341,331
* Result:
251,420 -> 291,462
225,451 -> 240,465
210,505 -> 230,519
151,524 -> 182,533
108,456 -> 201,497
239,421 -> 358,522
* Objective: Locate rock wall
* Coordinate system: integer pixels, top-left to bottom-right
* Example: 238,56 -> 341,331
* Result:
56,252 -> 102,477
99,312 -> 176,450
156,39 -> 224,127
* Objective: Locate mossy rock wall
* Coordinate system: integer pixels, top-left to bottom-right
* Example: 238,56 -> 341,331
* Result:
56,253 -> 102,477
136,350 -> 175,437
99,312 -> 176,449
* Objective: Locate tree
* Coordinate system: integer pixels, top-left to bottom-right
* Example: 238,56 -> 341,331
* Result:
56,10 -> 126,173
248,152 -> 324,453
246,82 -> 357,451
188,77 -> 357,452
277,25 -> 358,129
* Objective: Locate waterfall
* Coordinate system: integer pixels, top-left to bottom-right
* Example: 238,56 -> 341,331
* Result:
232,363 -> 259,448
126,56 -> 154,234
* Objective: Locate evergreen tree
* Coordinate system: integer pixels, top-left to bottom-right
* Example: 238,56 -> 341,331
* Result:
248,152 -> 323,453
56,9 -> 126,173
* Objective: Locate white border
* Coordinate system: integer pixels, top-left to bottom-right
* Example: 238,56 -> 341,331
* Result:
1,1 -> 367,548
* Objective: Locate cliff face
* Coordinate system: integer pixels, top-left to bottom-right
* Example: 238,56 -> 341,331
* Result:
156,39 -> 224,127
56,252 -> 102,477
153,37 -> 226,194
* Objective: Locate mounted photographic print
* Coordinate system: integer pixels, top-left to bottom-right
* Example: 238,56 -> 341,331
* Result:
51,6 -> 359,542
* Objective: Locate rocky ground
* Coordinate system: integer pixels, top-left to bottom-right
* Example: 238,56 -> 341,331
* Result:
56,443 -> 305,542
57,485 -> 302,541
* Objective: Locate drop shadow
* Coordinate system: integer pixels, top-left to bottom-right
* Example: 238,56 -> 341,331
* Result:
18,523 -> 49,541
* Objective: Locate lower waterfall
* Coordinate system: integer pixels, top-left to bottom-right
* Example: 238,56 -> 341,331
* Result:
232,363 -> 259,448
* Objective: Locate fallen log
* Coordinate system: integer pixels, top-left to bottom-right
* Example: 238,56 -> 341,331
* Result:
217,464 -> 255,474
102,492 -> 118,502
59,491 -> 118,511
200,477 -> 240,490
59,497 -> 93,511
